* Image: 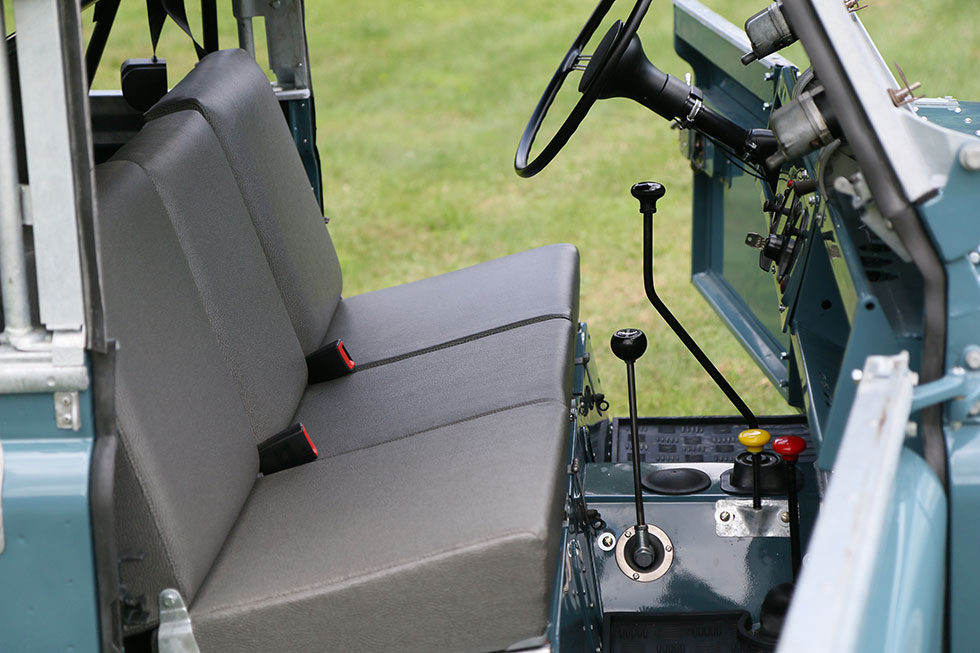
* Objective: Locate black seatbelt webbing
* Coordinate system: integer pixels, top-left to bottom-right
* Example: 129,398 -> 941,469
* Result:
85,0 -> 122,88
145,0 -> 207,60
201,0 -> 219,54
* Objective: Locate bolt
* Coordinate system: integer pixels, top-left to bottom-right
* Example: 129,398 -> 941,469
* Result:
778,304 -> 787,313
61,395 -> 71,406
780,512 -> 790,523
780,351 -> 790,360
970,252 -> 980,265
851,369 -> 864,383
965,347 -> 980,370
719,511 -> 731,522
960,143 -> 980,172
808,195 -> 818,206
763,102 -> 772,111
884,219 -> 894,230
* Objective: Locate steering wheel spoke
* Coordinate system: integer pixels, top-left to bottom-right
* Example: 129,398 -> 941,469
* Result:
514,0 -> 652,177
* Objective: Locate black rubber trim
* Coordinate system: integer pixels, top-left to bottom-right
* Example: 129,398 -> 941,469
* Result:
90,346 -> 123,652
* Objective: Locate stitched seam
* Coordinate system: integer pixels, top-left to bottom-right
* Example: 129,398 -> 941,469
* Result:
314,398 -> 568,460
193,530 -> 540,619
356,314 -> 571,371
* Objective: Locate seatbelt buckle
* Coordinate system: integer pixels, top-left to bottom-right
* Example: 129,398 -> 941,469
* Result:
258,422 -> 318,475
306,339 -> 356,384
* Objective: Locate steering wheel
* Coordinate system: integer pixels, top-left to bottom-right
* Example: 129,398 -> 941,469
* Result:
514,0 -> 653,178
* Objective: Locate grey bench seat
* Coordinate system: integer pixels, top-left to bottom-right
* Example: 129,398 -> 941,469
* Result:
96,53 -> 580,650
145,48 -> 579,367
189,402 -> 569,653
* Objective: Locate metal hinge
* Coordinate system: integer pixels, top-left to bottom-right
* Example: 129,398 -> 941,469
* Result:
158,589 -> 201,653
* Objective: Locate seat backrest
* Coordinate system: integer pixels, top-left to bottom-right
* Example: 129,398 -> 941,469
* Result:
97,107 -> 316,627
96,159 -> 260,624
146,48 -> 343,355
109,109 -> 309,441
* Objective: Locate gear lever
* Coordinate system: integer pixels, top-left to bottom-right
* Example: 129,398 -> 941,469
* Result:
630,182 -> 758,429
610,328 -> 657,569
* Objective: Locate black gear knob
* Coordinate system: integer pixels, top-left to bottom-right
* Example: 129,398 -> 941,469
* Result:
631,181 -> 666,215
610,328 -> 647,363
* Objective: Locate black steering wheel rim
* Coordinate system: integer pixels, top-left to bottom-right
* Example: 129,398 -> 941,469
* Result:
514,0 -> 653,178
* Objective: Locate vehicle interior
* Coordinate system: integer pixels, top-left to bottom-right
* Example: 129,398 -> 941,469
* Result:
1,0 -> 978,651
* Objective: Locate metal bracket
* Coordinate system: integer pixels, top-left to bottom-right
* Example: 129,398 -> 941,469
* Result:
157,589 -> 201,653
715,498 -> 790,537
54,391 -> 80,431
910,366 -> 980,423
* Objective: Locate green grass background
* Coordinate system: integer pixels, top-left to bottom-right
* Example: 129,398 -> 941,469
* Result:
78,0 -> 980,418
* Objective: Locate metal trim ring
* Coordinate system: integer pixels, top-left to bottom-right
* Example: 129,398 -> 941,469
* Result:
614,524 -> 674,582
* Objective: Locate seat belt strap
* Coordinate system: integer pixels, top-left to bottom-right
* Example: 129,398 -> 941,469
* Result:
146,0 -> 207,60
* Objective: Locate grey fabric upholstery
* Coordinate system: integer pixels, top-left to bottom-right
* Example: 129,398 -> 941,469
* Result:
97,48 -> 584,651
111,110 -> 307,443
296,317 -> 575,456
95,161 -> 259,622
145,49 -> 580,370
190,402 -> 570,653
325,244 -> 580,368
146,48 -> 343,355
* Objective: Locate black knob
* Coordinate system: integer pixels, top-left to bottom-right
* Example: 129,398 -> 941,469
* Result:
610,328 -> 647,364
631,181 -> 666,215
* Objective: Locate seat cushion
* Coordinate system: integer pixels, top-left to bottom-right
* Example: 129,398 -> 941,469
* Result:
189,402 -> 571,653
295,317 -> 576,457
324,243 -> 580,369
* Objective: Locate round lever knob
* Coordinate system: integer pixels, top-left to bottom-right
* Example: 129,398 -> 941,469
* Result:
631,181 -> 667,215
738,428 -> 771,454
772,435 -> 806,462
610,328 -> 648,363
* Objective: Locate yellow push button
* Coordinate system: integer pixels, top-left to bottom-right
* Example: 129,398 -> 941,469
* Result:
738,428 -> 771,454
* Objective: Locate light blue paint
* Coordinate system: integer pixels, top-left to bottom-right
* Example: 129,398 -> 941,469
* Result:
855,450 -> 945,653
0,386 -> 100,651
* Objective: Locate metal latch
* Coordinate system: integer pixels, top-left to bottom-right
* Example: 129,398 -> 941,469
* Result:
157,589 -> 201,653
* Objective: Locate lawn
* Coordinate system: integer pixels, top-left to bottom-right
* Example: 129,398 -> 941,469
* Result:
81,0 -> 980,418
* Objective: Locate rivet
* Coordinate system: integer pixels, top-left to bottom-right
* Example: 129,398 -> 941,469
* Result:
851,369 -> 863,383
970,252 -> 980,265
780,512 -> 790,523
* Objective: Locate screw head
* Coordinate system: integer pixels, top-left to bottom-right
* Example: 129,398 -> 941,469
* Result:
780,512 -> 791,523
719,511 -> 731,522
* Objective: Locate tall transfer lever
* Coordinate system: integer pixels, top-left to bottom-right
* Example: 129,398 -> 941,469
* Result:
631,182 -> 758,429
610,327 -> 658,569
